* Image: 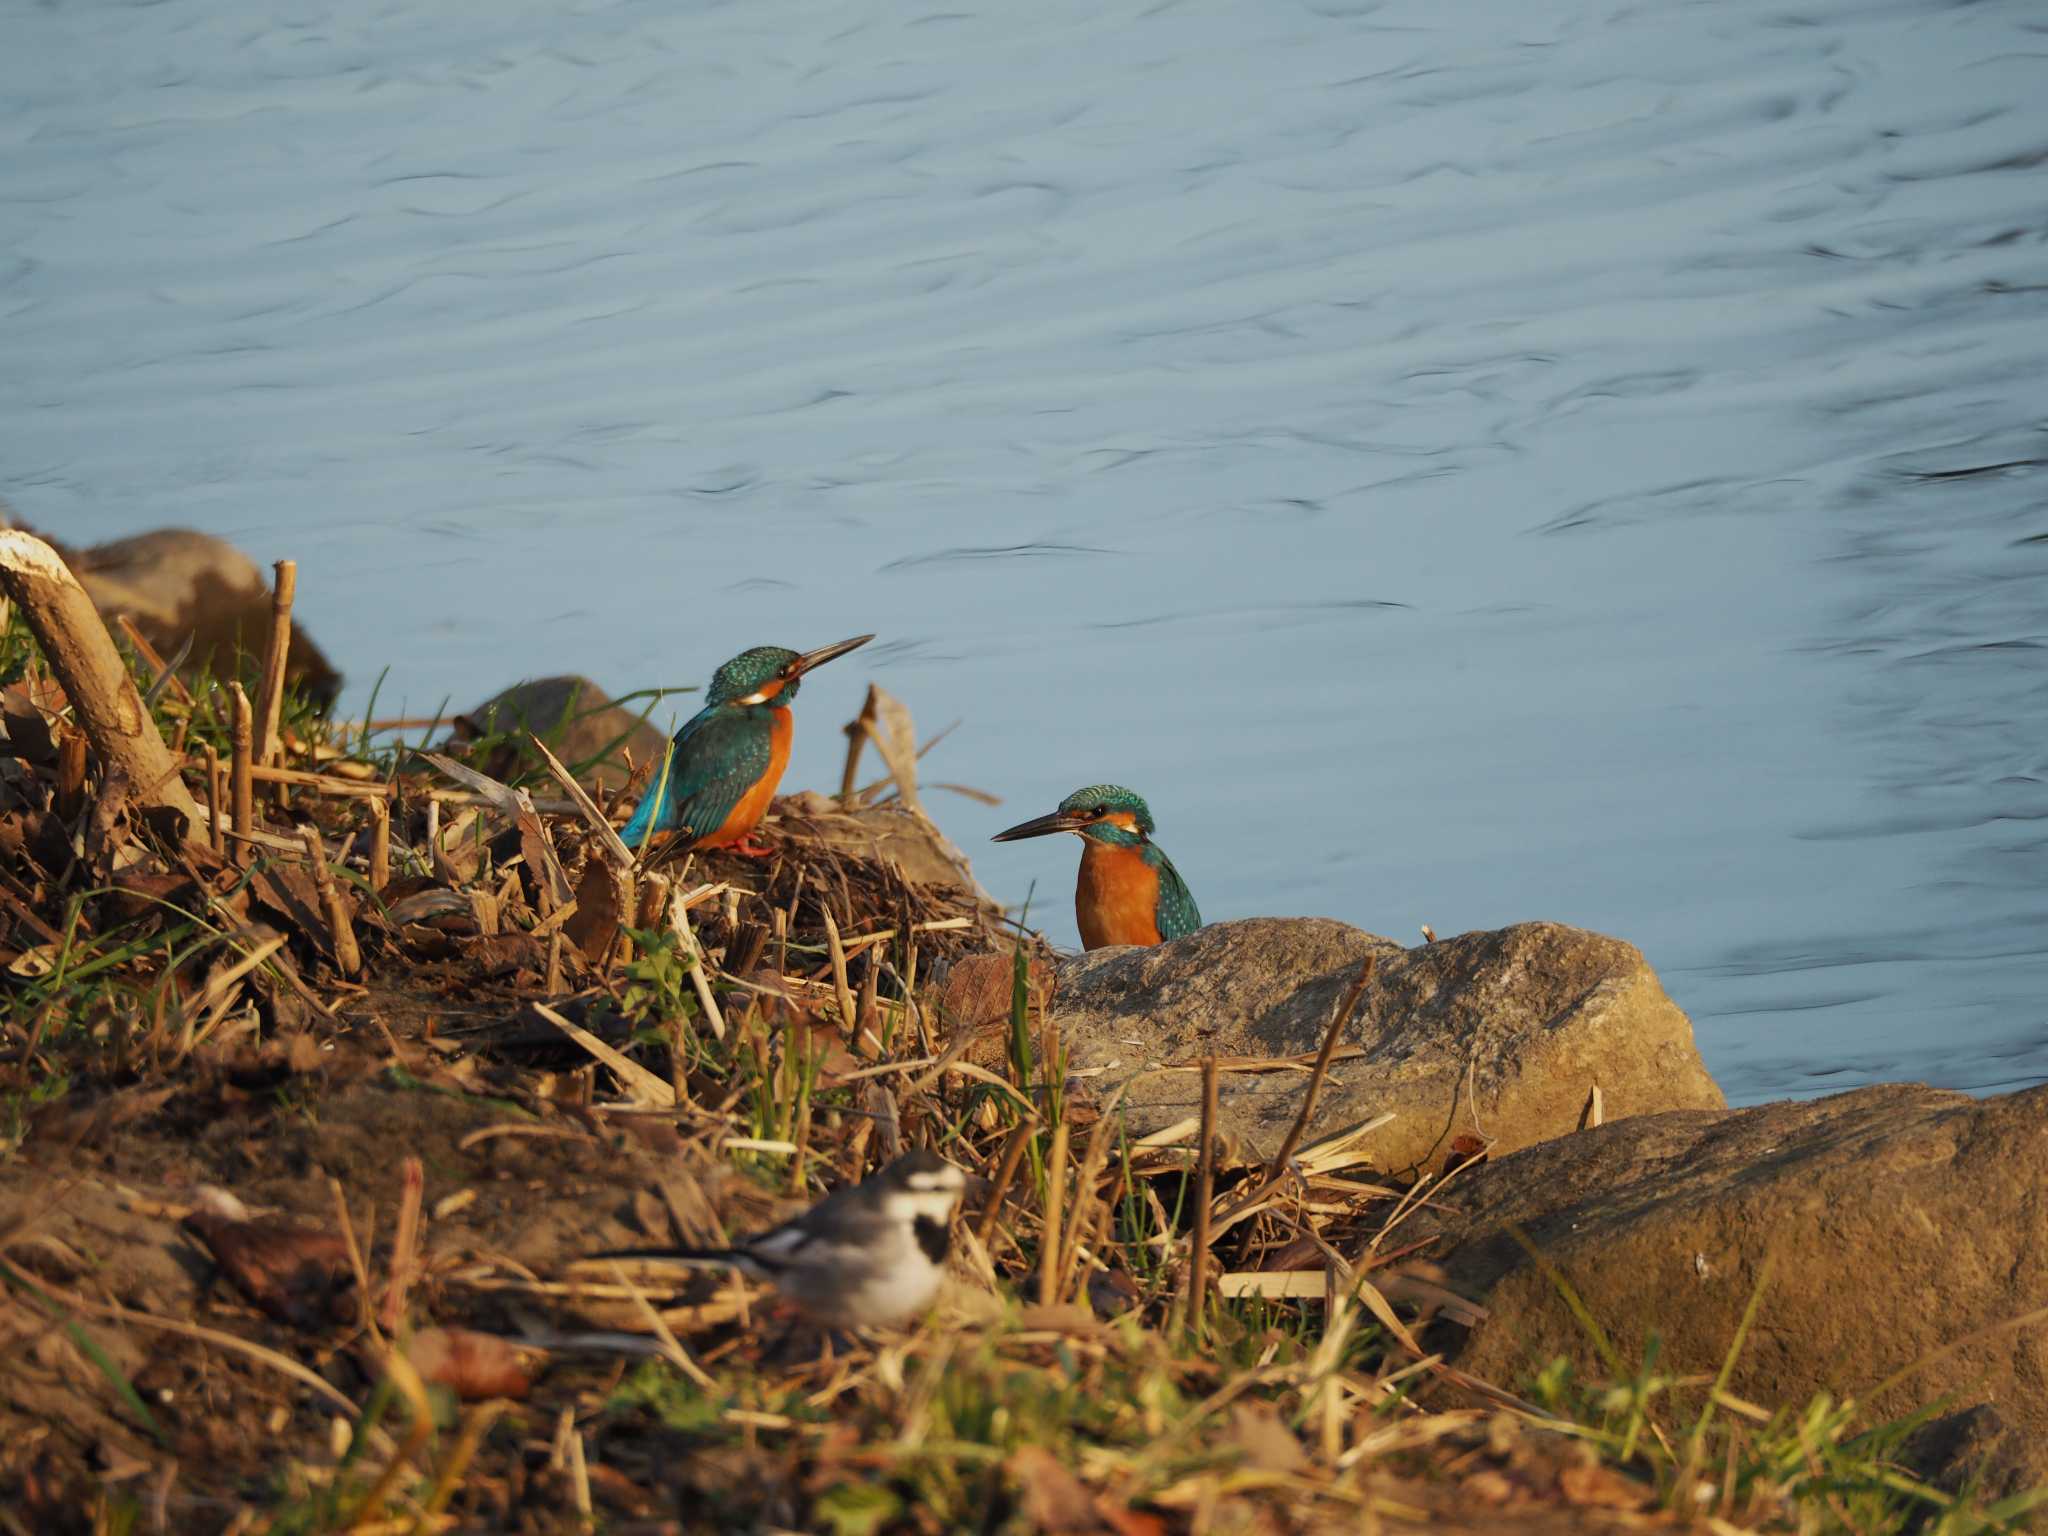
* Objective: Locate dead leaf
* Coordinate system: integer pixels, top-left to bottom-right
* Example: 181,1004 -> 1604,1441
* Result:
1443,1133 -> 1490,1176
1007,1444 -> 1099,1533
1557,1456 -> 1653,1510
1226,1402 -> 1305,1474
183,1213 -> 351,1327
407,1326 -> 540,1401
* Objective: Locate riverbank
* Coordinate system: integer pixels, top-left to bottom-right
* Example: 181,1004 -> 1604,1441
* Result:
1,544 -> 2040,1533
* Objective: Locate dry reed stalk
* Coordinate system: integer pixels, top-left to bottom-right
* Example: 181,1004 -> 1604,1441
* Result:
0,530 -> 201,827
1265,955 -> 1375,1184
299,825 -> 362,977
668,892 -> 727,1043
524,730 -> 635,870
248,762 -> 394,798
378,1156 -> 425,1335
202,745 -> 224,854
1187,1055 -> 1220,1343
1038,1119 -> 1070,1308
228,683 -> 254,842
839,686 -> 878,808
1577,1083 -> 1604,1131
1057,1084 -> 1127,1302
821,907 -> 860,1042
250,558 -> 295,769
856,951 -> 880,1045
545,930 -> 565,995
976,1122 -> 1035,1250
533,1002 -> 675,1108
367,796 -> 390,892
329,1177 -> 385,1353
113,613 -> 194,708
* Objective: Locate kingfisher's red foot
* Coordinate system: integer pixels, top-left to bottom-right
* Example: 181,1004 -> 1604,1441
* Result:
728,835 -> 777,859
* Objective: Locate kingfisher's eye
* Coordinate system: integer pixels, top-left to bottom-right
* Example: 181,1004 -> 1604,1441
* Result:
1091,805 -> 1108,818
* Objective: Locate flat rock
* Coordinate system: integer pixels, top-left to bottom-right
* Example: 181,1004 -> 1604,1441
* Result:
1050,918 -> 1723,1169
1425,1084 -> 2048,1499
453,675 -> 670,790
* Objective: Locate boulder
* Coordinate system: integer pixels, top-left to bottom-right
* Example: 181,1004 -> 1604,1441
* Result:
53,528 -> 343,709
1049,919 -> 1724,1168
453,676 -> 670,791
1424,1084 -> 2048,1496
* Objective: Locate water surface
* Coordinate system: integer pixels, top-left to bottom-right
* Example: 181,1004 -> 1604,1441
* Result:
5,0 -> 2046,1103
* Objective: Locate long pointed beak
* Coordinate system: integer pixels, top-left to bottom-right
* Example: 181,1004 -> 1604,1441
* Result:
789,633 -> 874,678
991,807 -> 1094,842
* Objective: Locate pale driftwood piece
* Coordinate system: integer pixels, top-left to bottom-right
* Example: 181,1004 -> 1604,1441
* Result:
229,684 -> 255,841
0,530 -> 201,830
251,559 -> 296,768
299,825 -> 363,977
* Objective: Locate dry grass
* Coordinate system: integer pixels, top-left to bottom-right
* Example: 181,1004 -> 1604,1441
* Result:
0,601 -> 2039,1535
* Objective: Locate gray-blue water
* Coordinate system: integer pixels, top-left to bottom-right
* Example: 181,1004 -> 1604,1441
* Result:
5,0 -> 2045,1105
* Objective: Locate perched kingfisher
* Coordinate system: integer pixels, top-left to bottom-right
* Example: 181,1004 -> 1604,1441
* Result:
991,784 -> 1201,950
618,635 -> 872,858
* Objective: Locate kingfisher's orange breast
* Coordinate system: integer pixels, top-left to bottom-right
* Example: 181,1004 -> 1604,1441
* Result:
1075,838 -> 1163,949
700,707 -> 793,849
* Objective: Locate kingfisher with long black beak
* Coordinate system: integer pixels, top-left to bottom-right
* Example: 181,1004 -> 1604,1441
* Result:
992,784 -> 1201,950
618,635 -> 872,858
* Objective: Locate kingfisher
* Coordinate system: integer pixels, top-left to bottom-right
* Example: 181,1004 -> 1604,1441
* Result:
991,784 -> 1201,950
618,635 -> 872,859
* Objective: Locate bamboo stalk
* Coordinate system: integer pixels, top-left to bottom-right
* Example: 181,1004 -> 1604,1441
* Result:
299,825 -> 362,977
1188,1055 -> 1219,1343
0,530 -> 201,829
1038,1119 -> 1070,1309
229,683 -> 254,842
251,558 -> 295,768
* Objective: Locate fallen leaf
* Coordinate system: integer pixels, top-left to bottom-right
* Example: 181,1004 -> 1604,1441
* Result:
1557,1457 -> 1653,1510
183,1213 -> 351,1327
1226,1402 -> 1305,1475
1008,1444 -> 1099,1533
407,1326 -> 539,1401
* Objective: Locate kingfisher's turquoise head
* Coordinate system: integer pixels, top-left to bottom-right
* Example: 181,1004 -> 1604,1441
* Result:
705,635 -> 873,708
992,784 -> 1155,848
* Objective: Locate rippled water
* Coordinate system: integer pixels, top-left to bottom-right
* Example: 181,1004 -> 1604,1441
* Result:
5,0 -> 2045,1104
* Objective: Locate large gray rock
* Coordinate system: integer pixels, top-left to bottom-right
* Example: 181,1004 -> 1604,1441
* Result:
1425,1084 -> 2048,1501
1051,918 -> 1724,1169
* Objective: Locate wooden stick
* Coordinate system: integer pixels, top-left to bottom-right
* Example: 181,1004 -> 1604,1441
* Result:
0,530 -> 200,829
1188,1055 -> 1220,1343
367,797 -> 390,893
229,683 -> 254,842
251,559 -> 295,768
1577,1083 -> 1604,1132
299,824 -> 362,977
1037,1119 -> 1070,1309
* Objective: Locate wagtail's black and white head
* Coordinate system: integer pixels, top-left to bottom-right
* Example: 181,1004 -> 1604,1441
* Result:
590,1149 -> 969,1330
